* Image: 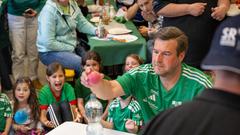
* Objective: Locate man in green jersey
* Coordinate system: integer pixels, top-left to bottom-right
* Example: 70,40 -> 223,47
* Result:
81,26 -> 212,122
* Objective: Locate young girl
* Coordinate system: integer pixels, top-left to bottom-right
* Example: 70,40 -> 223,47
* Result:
38,62 -> 81,132
102,54 -> 144,133
12,77 -> 43,134
0,78 -> 13,135
74,51 -> 111,123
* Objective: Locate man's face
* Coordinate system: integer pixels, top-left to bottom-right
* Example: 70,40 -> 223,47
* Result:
152,38 -> 184,76
137,0 -> 153,13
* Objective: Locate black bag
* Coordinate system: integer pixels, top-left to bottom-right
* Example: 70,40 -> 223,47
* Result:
75,31 -> 90,57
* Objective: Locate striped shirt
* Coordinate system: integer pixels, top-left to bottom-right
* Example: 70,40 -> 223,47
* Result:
107,97 -> 143,133
117,63 -> 212,122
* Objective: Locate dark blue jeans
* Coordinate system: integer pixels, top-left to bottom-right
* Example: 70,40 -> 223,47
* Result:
39,51 -> 82,76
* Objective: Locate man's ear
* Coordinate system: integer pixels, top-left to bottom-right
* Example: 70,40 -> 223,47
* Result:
179,52 -> 185,62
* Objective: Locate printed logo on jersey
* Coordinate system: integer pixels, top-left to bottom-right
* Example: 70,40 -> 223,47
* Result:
143,89 -> 159,110
171,101 -> 182,107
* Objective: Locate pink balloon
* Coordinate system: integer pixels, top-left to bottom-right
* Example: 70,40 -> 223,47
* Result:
88,72 -> 101,84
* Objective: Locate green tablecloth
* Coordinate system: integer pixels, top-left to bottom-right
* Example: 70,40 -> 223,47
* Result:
88,21 -> 146,66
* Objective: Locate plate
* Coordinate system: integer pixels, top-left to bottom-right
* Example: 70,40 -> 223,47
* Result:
90,16 -> 100,23
88,5 -> 102,13
108,34 -> 138,42
108,28 -> 132,35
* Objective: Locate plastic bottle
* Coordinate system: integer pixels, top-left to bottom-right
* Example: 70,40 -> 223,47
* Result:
85,94 -> 103,135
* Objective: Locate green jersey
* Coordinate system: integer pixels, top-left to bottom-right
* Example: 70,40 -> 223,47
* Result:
75,75 -> 111,110
107,98 -> 143,133
117,63 -> 212,122
38,83 -> 76,110
7,0 -> 46,16
0,93 -> 13,131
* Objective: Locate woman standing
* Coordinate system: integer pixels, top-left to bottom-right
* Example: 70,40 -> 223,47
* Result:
7,0 -> 45,89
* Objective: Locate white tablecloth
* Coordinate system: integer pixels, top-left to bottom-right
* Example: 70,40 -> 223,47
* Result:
46,122 -> 136,135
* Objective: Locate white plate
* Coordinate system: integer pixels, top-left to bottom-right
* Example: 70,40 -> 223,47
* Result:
88,5 -> 102,13
90,16 -> 100,23
108,28 -> 132,35
108,34 -> 138,42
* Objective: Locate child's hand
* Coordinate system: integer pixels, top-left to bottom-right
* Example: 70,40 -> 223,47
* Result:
74,108 -> 83,123
44,120 -> 55,128
1,131 -> 8,135
34,128 -> 43,135
19,125 -> 31,133
125,119 -> 136,130
125,119 -> 139,133
138,26 -> 148,37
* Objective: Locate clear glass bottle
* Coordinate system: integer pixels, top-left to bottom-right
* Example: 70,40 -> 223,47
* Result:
98,16 -> 105,38
85,94 -> 103,135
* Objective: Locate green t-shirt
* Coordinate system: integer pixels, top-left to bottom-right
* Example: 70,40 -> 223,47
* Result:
107,98 -> 143,133
0,93 -> 13,131
38,83 -> 76,109
117,63 -> 212,122
7,0 -> 46,16
74,75 -> 111,110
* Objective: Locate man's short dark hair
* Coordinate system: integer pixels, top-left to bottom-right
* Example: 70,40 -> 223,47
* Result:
153,27 -> 188,56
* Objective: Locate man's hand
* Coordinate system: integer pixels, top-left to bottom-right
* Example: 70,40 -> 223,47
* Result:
80,68 -> 104,88
141,11 -> 157,22
211,5 -> 228,21
188,3 -> 207,16
23,8 -> 37,17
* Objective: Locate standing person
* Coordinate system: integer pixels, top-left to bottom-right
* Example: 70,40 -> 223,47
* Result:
74,51 -> 111,123
0,78 -> 13,135
101,54 -> 144,134
116,0 -> 147,26
37,0 -> 103,76
38,62 -> 81,132
81,27 -> 212,122
140,15 -> 240,135
137,0 -> 164,63
12,77 -> 43,135
153,0 -> 230,69
7,0 -> 45,89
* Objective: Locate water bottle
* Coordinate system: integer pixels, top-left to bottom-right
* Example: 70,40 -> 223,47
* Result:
98,16 -> 105,38
85,93 -> 103,135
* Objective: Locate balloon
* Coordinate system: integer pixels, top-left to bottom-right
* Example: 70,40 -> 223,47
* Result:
88,72 -> 101,84
14,109 -> 29,124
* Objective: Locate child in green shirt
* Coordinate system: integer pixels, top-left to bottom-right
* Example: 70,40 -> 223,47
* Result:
0,78 -> 13,135
102,54 -> 144,133
75,51 -> 111,123
38,62 -> 81,132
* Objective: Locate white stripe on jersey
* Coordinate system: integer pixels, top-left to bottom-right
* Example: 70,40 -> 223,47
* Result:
183,67 -> 212,87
